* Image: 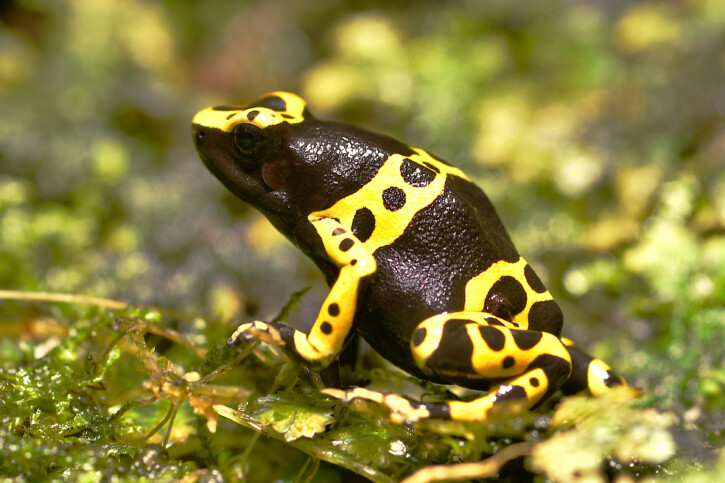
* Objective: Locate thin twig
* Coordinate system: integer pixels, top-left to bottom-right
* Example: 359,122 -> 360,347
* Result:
107,397 -> 158,423
295,456 -> 321,483
162,402 -> 181,447
0,289 -> 193,321
199,341 -> 259,384
143,400 -> 176,443
401,441 -> 534,483
0,289 -> 129,310
98,327 -> 132,367
237,431 -> 261,469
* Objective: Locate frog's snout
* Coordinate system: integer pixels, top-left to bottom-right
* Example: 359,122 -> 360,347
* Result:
191,124 -> 215,174
192,124 -> 205,147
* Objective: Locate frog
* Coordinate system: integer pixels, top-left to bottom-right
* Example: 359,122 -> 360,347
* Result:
191,91 -> 625,424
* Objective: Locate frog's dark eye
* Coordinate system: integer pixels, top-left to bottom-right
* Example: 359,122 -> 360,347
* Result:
232,123 -> 264,157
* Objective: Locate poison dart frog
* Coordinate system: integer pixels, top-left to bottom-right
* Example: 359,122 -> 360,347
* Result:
192,92 -> 625,424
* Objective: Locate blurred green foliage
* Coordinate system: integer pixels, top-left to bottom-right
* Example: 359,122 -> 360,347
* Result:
1,0 -> 723,480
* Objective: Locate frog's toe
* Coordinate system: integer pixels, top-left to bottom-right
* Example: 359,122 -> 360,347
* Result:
227,321 -> 284,347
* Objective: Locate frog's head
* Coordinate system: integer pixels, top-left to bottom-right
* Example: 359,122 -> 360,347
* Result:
193,91 -> 413,239
192,92 -> 313,234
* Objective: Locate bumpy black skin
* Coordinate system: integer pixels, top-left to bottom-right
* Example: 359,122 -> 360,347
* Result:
193,93 -> 623,421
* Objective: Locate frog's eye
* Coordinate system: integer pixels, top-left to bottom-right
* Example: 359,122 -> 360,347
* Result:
232,123 -> 264,158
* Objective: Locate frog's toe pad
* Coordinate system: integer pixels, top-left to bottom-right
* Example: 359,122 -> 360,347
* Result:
227,321 -> 284,347
322,387 -> 432,425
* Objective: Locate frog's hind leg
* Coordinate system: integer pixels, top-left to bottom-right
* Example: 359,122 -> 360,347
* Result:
410,312 -> 571,421
325,312 -> 572,423
560,338 -> 626,396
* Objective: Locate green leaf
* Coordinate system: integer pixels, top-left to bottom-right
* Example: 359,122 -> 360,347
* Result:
252,391 -> 335,442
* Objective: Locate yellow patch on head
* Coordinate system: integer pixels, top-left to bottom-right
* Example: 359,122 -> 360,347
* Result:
192,91 -> 307,132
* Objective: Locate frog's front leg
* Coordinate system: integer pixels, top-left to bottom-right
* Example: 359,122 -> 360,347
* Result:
327,312 -> 572,423
230,217 -> 376,369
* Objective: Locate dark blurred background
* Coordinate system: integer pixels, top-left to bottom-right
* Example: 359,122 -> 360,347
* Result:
1,0 -> 723,434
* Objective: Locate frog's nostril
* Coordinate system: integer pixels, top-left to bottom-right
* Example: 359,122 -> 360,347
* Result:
194,126 -> 205,143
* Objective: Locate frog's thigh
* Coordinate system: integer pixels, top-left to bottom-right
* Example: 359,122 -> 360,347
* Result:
411,312 -> 572,420
285,217 -> 376,366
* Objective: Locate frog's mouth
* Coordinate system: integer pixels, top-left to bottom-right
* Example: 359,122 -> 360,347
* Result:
192,123 -> 292,217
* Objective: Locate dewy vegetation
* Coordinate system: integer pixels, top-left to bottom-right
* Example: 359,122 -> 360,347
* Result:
0,289 -> 702,482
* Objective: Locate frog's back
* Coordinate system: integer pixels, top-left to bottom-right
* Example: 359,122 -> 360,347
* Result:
354,170 -> 529,377
291,119 -> 564,376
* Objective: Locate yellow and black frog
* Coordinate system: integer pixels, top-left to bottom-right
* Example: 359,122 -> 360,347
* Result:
192,92 -> 625,424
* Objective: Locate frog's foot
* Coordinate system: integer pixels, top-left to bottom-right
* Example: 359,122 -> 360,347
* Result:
322,387 -> 435,425
323,381 -> 534,425
228,321 -> 287,347
560,338 -> 627,396
228,320 -> 339,369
